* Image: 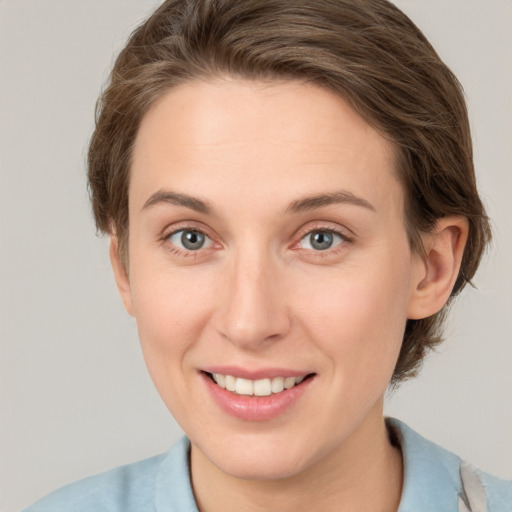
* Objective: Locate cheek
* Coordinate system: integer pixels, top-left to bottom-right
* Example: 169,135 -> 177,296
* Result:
127,266 -> 219,422
292,259 -> 411,380
128,263 -> 215,369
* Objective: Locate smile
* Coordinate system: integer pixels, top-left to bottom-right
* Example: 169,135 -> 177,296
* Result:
202,370 -> 315,421
210,373 -> 306,396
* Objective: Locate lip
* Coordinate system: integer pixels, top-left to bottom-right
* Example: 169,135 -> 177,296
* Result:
202,365 -> 310,380
200,370 -> 315,422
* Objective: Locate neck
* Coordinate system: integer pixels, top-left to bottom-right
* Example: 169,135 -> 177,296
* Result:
190,407 -> 403,512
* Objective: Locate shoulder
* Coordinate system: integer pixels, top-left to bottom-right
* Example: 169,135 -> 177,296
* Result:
477,467 -> 512,512
23,436 -> 197,512
23,453 -> 167,512
388,418 -> 512,512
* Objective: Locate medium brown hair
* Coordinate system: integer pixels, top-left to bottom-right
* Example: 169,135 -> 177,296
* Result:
88,0 -> 491,383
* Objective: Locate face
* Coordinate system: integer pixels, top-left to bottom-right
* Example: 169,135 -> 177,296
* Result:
116,78 -> 427,480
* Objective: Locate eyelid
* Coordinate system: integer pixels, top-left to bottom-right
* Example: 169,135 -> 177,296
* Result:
290,222 -> 354,255
161,221 -> 222,255
168,229 -> 215,250
162,220 -> 216,241
159,220 -> 353,258
298,230 -> 344,250
293,222 -> 354,244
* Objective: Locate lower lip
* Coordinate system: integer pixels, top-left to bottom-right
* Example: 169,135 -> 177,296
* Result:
201,372 -> 314,422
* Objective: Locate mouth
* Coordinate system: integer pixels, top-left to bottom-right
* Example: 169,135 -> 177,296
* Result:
204,371 -> 315,397
201,369 -> 316,421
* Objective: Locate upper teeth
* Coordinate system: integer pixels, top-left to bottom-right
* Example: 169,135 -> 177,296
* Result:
212,374 -> 305,396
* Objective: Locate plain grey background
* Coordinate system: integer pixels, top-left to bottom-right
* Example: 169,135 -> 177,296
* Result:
1,1 -> 511,511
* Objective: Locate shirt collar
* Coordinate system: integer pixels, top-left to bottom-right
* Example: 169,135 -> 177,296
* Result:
387,418 -> 463,511
156,436 -> 198,512
155,420 -> 464,511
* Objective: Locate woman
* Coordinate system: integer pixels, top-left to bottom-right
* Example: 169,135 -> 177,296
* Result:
24,0 -> 511,510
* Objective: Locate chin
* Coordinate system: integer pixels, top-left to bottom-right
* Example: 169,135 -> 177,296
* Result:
215,452 -> 310,481
194,431 -> 321,481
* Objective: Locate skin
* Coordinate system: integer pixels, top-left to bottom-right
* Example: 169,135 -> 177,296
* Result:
111,78 -> 468,512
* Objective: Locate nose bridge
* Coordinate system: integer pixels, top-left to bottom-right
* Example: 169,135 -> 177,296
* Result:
217,243 -> 290,348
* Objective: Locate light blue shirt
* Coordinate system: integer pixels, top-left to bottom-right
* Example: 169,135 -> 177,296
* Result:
24,419 -> 511,511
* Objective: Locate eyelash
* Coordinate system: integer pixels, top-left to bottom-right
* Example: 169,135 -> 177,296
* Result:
293,224 -> 353,258
166,241 -> 203,259
160,223 -> 217,259
161,223 -> 353,259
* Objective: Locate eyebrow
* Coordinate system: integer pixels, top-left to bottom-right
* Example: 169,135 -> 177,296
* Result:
286,191 -> 376,213
142,190 -> 215,215
141,189 -> 375,216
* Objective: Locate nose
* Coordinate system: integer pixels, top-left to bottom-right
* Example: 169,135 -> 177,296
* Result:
214,250 -> 291,350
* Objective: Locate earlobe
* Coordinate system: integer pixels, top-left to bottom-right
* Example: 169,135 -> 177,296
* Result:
109,237 -> 135,317
407,216 -> 469,320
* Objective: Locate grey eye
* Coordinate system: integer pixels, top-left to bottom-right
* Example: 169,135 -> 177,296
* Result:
300,230 -> 344,251
169,229 -> 212,251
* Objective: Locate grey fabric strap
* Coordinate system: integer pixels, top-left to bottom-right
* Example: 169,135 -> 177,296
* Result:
458,462 -> 488,512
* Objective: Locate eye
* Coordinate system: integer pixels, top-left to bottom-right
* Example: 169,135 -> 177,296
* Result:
168,229 -> 213,251
298,230 -> 345,251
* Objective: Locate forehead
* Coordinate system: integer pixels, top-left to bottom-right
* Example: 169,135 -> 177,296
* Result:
130,78 -> 403,218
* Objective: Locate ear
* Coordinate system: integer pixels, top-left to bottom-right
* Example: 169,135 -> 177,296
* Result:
407,216 -> 469,320
109,237 -> 135,317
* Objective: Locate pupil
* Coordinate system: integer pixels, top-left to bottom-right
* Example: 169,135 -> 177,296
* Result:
182,230 -> 204,250
311,231 -> 332,250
